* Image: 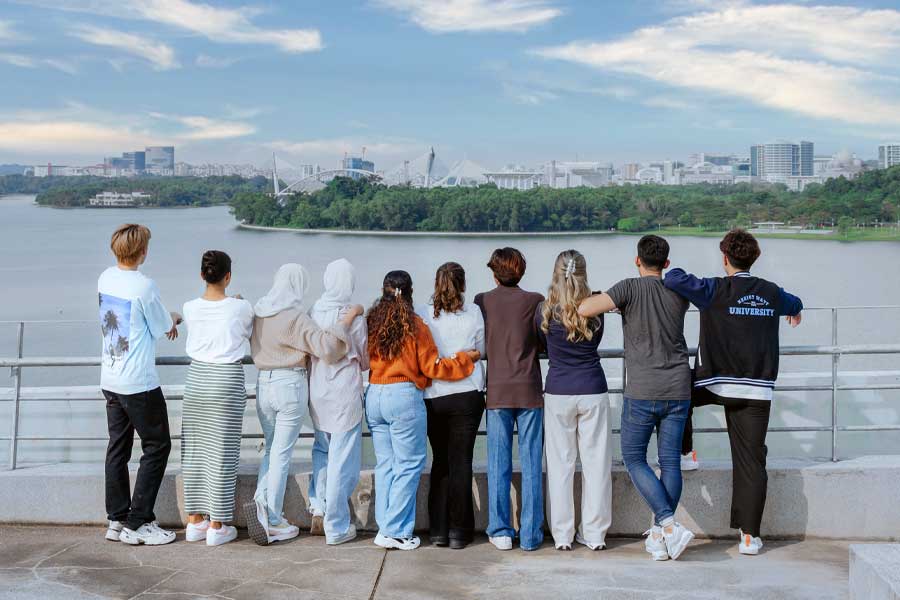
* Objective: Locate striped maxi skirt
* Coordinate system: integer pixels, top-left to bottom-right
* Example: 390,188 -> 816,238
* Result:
181,360 -> 247,522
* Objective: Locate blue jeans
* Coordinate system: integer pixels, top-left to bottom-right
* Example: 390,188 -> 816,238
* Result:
619,397 -> 690,526
486,407 -> 544,550
254,369 -> 307,526
365,382 -> 427,539
309,423 -> 362,540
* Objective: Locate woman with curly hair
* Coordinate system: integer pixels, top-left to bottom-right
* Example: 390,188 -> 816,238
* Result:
537,250 -> 611,552
365,270 -> 481,551
416,263 -> 485,549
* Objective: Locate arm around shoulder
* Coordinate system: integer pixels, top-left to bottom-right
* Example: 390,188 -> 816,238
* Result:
578,292 -> 617,317
663,268 -> 717,310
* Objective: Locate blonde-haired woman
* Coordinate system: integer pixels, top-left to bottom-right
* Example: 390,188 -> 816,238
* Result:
536,250 -> 611,551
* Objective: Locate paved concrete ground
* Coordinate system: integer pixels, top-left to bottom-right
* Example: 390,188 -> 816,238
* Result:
0,526 -> 850,600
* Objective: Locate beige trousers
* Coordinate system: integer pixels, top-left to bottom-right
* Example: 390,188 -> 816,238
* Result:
544,393 -> 613,547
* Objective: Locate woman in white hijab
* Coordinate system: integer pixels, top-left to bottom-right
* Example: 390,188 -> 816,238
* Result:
245,263 -> 363,546
307,259 -> 369,545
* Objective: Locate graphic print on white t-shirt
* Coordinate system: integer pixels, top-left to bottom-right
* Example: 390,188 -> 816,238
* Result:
99,292 -> 132,369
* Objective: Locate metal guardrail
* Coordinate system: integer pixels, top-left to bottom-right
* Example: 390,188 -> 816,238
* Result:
3,307 -> 900,470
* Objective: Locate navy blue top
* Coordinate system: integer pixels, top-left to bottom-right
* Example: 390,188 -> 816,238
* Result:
535,303 -> 608,396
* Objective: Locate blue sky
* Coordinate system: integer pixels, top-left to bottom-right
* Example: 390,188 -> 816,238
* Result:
1,0 -> 900,170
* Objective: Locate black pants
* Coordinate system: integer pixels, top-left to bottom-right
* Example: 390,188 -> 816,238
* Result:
426,390 -> 485,542
684,387 -> 771,537
103,387 -> 172,531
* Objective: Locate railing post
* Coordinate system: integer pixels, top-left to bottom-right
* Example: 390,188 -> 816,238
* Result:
8,322 -> 24,470
831,309 -> 839,462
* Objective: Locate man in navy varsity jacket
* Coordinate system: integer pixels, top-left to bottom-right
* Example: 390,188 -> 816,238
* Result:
663,229 -> 803,556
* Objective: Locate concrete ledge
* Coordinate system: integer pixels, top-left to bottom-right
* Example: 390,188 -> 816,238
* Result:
2,456 -> 900,540
850,545 -> 900,600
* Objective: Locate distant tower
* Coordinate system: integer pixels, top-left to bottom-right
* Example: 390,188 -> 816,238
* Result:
425,147 -> 435,188
272,153 -> 281,197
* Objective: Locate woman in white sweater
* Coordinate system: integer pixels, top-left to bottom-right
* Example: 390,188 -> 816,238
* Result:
245,263 -> 362,546
308,259 -> 369,545
415,262 -> 486,549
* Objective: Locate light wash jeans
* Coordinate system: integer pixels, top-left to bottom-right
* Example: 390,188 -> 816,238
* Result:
254,368 -> 307,526
619,397 -> 690,526
308,422 -> 362,540
365,382 -> 427,539
486,407 -> 545,550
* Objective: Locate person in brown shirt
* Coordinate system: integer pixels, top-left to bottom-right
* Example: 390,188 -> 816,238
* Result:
474,248 -> 545,552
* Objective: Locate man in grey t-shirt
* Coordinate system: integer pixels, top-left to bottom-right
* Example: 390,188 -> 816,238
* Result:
579,235 -> 695,561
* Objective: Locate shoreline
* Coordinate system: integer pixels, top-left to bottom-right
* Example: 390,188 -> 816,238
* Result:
237,222 -> 900,242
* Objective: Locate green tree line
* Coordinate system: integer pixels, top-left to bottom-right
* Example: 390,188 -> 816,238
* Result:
0,175 -> 270,207
230,167 -> 900,233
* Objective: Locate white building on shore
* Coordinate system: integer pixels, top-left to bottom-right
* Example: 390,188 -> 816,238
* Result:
88,192 -> 152,207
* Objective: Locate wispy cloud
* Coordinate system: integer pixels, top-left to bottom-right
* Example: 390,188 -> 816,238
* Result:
267,137 -> 423,163
149,112 -> 256,140
70,25 -> 179,70
534,3 -> 900,127
195,53 -> 238,69
14,0 -> 322,54
0,19 -> 26,43
375,0 -> 562,33
0,52 -> 78,74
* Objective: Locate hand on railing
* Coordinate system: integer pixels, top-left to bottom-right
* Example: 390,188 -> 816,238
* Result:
786,313 -> 803,328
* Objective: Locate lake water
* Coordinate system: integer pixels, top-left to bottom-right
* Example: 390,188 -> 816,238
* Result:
1,194 -> 898,465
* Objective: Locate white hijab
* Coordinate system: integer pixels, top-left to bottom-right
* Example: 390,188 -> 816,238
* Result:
254,263 -> 309,318
310,258 -> 356,328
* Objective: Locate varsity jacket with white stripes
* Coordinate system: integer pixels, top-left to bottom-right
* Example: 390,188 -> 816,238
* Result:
663,268 -> 803,401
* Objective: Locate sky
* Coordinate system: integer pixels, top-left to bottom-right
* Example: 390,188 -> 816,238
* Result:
1,0 -> 900,171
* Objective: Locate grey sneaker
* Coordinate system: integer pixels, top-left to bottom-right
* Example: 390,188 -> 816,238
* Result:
243,501 -> 270,547
310,513 -> 325,536
326,524 -> 357,546
663,522 -> 695,560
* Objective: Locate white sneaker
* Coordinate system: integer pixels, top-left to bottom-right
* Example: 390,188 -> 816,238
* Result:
268,520 -> 300,543
119,521 -> 176,546
555,543 -> 572,551
326,524 -> 357,546
185,519 -> 209,542
739,531 -> 763,555
374,532 -> 420,550
206,525 -> 238,547
489,536 -> 513,551
575,533 -> 605,551
662,522 -> 695,560
105,520 -> 124,542
681,450 -> 700,471
643,527 -> 669,561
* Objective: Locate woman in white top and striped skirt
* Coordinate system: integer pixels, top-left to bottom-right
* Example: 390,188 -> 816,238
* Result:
181,250 -> 254,546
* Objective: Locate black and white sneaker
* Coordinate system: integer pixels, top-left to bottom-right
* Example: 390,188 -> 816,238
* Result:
105,520 -> 124,542
374,532 -> 420,550
119,521 -> 175,546
243,501 -> 270,547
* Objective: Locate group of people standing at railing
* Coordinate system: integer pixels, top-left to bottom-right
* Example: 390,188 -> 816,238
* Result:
96,222 -> 803,561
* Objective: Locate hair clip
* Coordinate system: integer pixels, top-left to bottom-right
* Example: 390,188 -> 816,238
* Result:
394,288 -> 402,297
565,258 -> 576,279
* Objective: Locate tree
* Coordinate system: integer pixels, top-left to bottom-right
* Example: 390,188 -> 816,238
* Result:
837,216 -> 854,237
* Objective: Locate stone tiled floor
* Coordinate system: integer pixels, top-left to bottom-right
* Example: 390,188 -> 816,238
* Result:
0,526 -> 850,599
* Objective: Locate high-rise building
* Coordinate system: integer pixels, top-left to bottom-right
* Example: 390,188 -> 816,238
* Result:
879,144 -> 900,169
123,151 -> 145,172
750,141 -> 814,179
145,146 -> 175,173
341,156 -> 375,180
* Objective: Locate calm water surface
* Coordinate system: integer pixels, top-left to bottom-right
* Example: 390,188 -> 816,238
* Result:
1,194 -> 898,464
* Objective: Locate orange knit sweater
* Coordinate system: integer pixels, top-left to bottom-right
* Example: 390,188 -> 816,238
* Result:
368,315 -> 475,390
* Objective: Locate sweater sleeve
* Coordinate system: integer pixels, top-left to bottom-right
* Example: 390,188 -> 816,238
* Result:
663,268 -> 718,310
349,314 -> 370,372
287,314 -> 351,364
777,288 -> 804,316
415,321 -> 474,382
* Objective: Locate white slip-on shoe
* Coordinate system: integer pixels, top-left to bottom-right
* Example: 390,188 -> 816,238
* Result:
105,520 -> 124,542
663,522 -> 695,560
326,524 -> 357,546
268,520 -> 300,543
185,519 -> 210,543
643,527 -> 669,561
575,533 -> 605,551
242,501 -> 270,547
738,531 -> 764,555
489,536 -> 513,551
681,450 -> 700,471
374,532 -> 420,550
206,525 -> 238,547
119,522 -> 176,546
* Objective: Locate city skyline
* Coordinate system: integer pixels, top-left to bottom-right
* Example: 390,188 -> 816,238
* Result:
1,0 -> 900,167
